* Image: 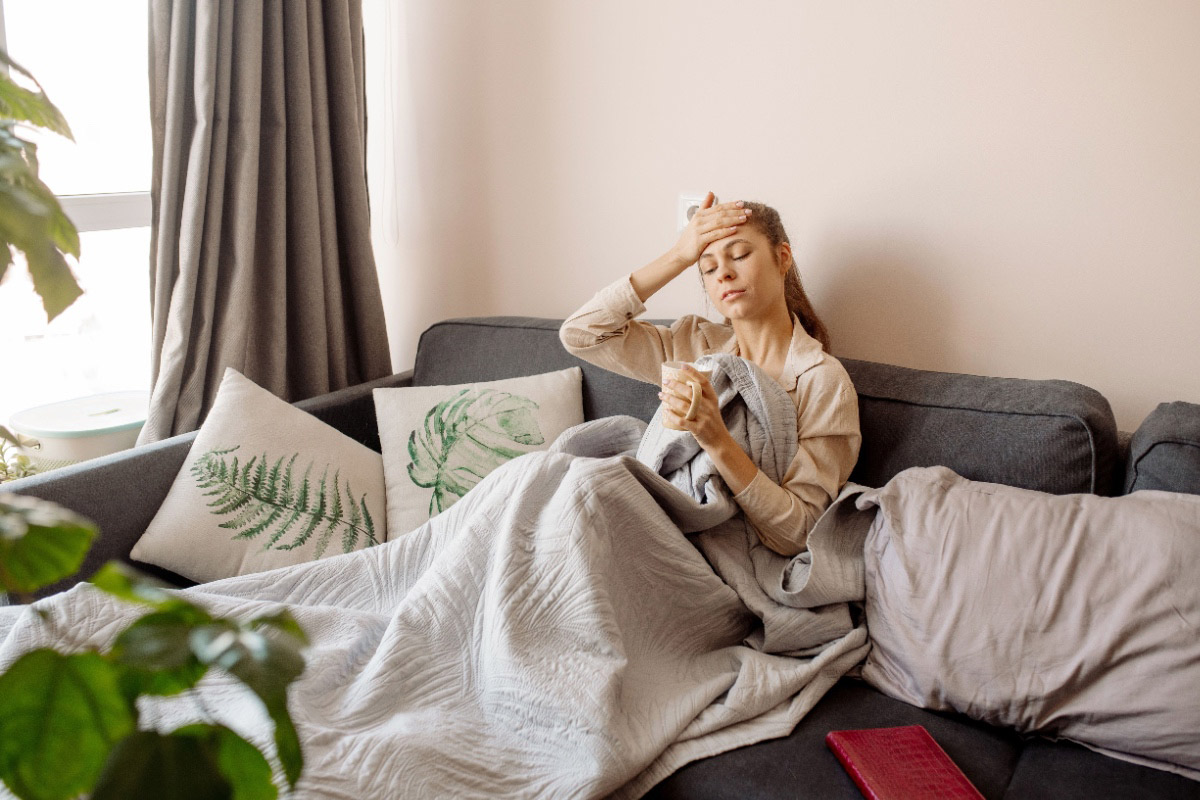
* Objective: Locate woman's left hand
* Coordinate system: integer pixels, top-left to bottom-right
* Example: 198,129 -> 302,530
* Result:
659,366 -> 730,450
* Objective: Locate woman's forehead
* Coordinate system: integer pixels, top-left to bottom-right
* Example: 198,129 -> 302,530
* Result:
699,229 -> 766,259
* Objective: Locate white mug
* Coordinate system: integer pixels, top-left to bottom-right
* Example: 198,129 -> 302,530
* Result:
660,361 -> 713,430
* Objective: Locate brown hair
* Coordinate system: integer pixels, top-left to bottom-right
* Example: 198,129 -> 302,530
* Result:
734,201 -> 831,352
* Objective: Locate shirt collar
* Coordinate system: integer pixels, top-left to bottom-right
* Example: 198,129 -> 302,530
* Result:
721,315 -> 825,391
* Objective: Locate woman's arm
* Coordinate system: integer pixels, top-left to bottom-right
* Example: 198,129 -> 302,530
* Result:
628,249 -> 692,303
660,363 -> 861,555
733,379 -> 861,555
560,194 -> 751,383
630,192 -> 749,302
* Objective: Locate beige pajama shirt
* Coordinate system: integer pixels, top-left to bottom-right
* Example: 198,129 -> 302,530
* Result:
559,275 -> 862,555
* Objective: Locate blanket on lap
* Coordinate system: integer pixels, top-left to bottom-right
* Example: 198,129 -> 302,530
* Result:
0,355 -> 870,800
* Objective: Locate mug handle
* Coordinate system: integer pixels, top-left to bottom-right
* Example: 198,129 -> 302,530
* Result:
683,380 -> 703,421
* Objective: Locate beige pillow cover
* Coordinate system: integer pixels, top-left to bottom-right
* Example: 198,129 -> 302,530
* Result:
857,466 -> 1200,778
373,368 -> 584,537
132,369 -> 387,583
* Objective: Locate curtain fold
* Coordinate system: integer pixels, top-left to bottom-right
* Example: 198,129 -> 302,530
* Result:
141,0 -> 391,444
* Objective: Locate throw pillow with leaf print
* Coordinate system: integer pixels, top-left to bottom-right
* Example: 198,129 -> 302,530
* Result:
373,368 -> 584,536
131,369 -> 387,584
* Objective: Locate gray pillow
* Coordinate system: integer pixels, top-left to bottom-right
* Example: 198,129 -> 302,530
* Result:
857,466 -> 1200,780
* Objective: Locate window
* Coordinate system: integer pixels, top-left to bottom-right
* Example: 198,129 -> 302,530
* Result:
0,1 -> 152,426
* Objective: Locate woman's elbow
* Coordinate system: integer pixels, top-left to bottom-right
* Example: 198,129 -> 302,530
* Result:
558,324 -> 587,355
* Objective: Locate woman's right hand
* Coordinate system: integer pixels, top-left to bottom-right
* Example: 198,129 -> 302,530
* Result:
670,192 -> 751,267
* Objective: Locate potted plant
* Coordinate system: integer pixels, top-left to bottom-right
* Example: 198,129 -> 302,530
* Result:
0,494 -> 309,798
0,51 -> 306,799
0,46 -> 87,466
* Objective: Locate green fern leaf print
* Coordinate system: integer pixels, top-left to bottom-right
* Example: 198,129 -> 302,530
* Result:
191,446 -> 378,557
406,388 -> 544,516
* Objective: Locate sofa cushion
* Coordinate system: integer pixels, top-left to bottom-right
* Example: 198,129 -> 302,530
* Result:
1124,401 -> 1200,496
841,358 -> 1119,495
643,679 -> 1022,800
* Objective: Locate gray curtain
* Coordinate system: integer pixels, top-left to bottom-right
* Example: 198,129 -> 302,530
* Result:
140,0 -> 392,443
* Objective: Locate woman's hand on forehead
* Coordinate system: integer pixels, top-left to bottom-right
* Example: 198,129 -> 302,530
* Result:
670,191 -> 752,268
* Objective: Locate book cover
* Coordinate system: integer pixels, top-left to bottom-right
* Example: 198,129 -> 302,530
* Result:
825,725 -> 985,800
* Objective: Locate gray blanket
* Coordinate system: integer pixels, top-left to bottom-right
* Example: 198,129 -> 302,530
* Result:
0,356 -> 869,799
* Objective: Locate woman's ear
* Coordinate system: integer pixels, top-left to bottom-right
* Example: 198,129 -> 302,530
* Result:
777,242 -> 792,275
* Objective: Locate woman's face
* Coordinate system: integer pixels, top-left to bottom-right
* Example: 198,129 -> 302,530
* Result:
698,225 -> 790,322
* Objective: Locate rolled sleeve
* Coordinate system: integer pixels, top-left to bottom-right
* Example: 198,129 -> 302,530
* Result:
560,275 -> 714,385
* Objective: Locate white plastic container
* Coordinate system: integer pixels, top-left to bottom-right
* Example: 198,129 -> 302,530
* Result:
7,391 -> 150,472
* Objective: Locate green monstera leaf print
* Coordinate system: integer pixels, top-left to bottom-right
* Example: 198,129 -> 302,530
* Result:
407,388 -> 544,516
191,446 -> 378,558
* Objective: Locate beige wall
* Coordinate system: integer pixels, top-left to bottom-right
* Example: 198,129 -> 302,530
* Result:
364,0 -> 1200,431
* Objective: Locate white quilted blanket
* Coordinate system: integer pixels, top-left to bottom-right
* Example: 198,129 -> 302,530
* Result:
0,356 -> 869,799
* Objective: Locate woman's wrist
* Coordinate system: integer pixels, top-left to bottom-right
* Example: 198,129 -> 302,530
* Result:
702,428 -> 759,495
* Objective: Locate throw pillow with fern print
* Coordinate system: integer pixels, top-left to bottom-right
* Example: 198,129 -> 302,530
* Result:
132,368 -> 388,583
374,368 -> 584,538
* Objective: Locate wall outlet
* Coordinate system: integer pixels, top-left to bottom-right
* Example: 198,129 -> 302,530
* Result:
677,193 -> 713,231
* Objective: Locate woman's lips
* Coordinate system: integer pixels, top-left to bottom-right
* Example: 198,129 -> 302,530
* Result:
722,290 -> 745,301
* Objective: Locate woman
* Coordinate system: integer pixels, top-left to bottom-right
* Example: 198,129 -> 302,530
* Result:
560,193 -> 861,556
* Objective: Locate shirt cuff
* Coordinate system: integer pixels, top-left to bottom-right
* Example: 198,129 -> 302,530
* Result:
598,274 -> 647,321
732,468 -> 775,510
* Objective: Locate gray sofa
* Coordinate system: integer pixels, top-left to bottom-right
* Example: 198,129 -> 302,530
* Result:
7,316 -> 1200,799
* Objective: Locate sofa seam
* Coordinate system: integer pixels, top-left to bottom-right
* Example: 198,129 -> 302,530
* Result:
1127,438 -> 1200,493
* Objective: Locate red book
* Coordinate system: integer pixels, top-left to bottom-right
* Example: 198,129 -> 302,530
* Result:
825,725 -> 985,800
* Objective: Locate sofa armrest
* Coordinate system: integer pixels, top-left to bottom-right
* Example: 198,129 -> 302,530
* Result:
2,370 -> 414,598
5,433 -> 197,597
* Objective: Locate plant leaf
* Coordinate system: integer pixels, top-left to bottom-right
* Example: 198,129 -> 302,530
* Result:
89,730 -> 231,800
109,607 -> 212,698
108,725 -> 278,800
0,649 -> 134,800
406,388 -> 544,515
0,494 -> 96,595
183,725 -> 278,800
189,624 -> 306,789
0,142 -> 83,322
248,610 -> 310,646
90,561 -> 188,612
0,51 -> 73,138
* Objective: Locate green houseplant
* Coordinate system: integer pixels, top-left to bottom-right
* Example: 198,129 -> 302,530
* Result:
0,46 -> 85,469
0,426 -> 36,483
0,50 -> 306,799
0,47 -> 83,322
0,494 -> 309,799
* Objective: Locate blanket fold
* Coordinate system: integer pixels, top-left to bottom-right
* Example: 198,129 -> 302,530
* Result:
0,357 -> 869,800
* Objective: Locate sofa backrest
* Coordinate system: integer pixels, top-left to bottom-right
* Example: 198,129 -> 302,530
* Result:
413,317 -> 1121,495
1124,401 -> 1200,495
842,358 -> 1118,495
